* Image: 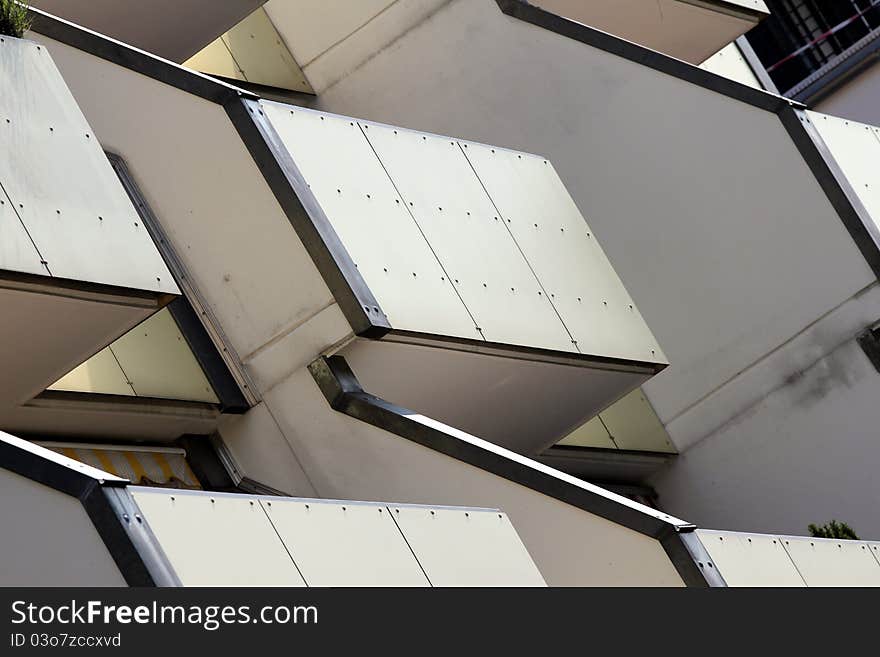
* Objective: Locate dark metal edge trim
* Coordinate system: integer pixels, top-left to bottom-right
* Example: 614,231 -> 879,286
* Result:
0,435 -> 122,498
0,435 -> 179,586
381,329 -> 667,374
82,484 -> 182,587
107,152 -> 254,411
309,354 -> 712,586
28,7 -> 257,106
779,107 -> 880,279
736,35 -> 780,95
660,530 -> 728,587
168,299 -> 250,413
223,97 -> 389,337
495,0 -> 796,113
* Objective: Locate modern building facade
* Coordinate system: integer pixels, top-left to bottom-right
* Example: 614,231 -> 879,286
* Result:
2,0 -> 880,586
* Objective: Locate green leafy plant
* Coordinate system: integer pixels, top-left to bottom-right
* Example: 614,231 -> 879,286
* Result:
0,0 -> 31,39
808,520 -> 859,540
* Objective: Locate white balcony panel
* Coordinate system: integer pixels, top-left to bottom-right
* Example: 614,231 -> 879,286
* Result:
806,112 -> 880,232
391,506 -> 546,586
361,122 -> 574,352
532,0 -> 767,65
697,530 -> 805,587
132,488 -> 307,587
463,143 -> 664,364
0,37 -> 175,294
31,1 -> 267,62
781,536 -> 880,587
262,103 -> 479,340
0,194 -> 44,276
699,43 -> 761,90
49,346 -> 134,397
261,499 -> 430,587
108,309 -> 218,403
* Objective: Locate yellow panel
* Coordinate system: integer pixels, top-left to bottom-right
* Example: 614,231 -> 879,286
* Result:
599,389 -> 676,453
222,9 -> 312,93
697,530 -> 806,587
462,143 -> 665,364
183,37 -> 244,82
109,308 -> 219,403
391,506 -> 546,586
133,489 -> 306,586
262,499 -> 429,586
361,123 -> 574,352
263,103 -> 479,339
48,346 -> 134,396
807,112 -> 880,230
781,536 -> 880,587
556,416 -> 616,449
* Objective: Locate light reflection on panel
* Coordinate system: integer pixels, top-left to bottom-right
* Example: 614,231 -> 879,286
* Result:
599,389 -> 675,452
261,499 -> 429,586
697,530 -> 805,587
109,309 -> 218,403
220,9 -> 312,93
361,122 -> 574,352
262,103 -> 479,340
0,38 -> 175,293
807,112 -> 880,231
392,506 -> 546,587
781,536 -> 880,587
50,346 -> 134,397
556,416 -> 616,449
462,143 -> 664,364
132,489 -> 307,587
49,308 -> 218,404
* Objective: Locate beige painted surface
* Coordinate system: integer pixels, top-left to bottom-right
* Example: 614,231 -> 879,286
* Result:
699,42 -> 762,89
264,0 -> 448,92
0,468 -> 126,586
392,506 -> 545,586
533,0 -> 765,64
185,9 -> 312,93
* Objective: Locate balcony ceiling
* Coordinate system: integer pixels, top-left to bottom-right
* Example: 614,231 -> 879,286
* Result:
31,1 -> 267,62
532,0 -> 768,64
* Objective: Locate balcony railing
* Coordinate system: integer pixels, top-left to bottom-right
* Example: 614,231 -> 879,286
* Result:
697,529 -> 880,586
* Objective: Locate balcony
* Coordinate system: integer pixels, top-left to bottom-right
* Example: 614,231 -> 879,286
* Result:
0,430 -> 545,586
244,101 -> 667,456
696,529 -> 880,586
0,35 -> 176,428
30,0 -> 266,62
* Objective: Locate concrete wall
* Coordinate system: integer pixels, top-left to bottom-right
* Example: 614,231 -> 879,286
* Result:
301,0 -> 880,536
816,60 -> 880,127
0,468 -> 125,586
